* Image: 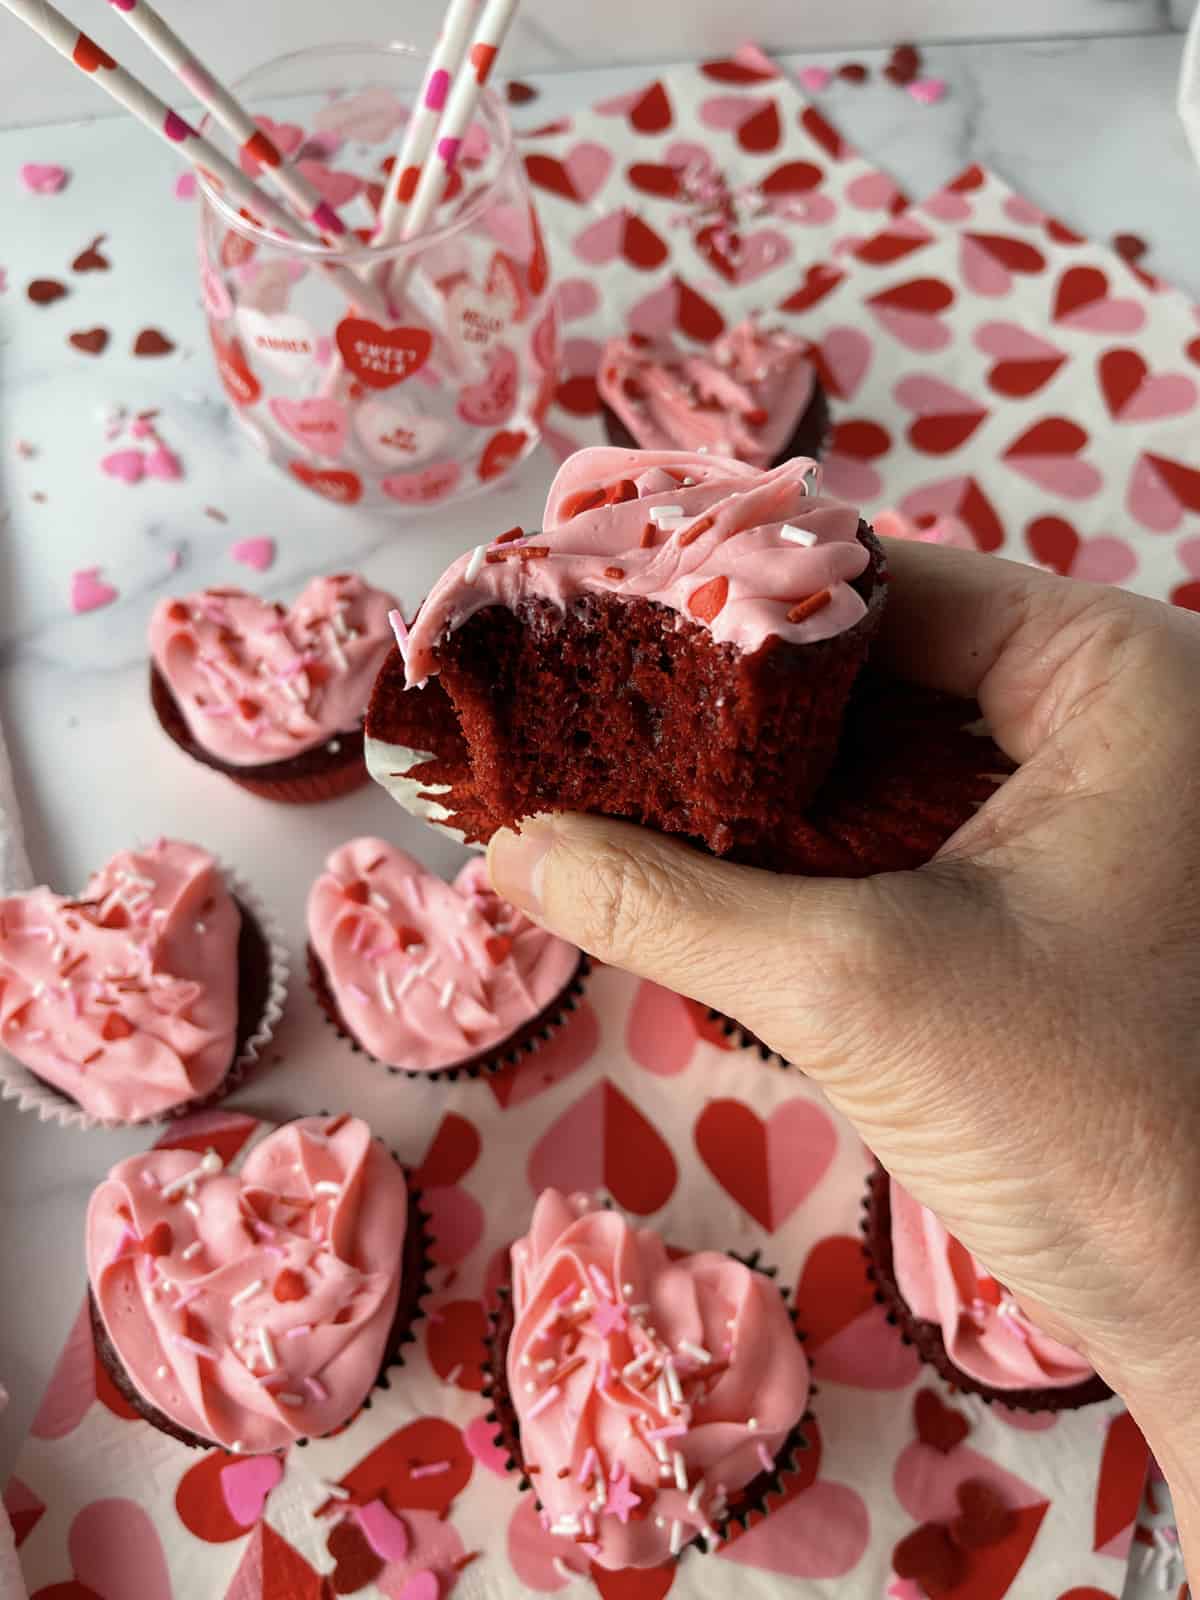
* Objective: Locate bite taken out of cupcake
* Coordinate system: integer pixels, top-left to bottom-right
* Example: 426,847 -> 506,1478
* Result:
864,1167 -> 1110,1412
597,317 -> 829,469
149,573 -> 398,803
306,837 -> 586,1079
86,1113 -> 430,1453
0,839 -> 285,1126
485,1190 -> 811,1570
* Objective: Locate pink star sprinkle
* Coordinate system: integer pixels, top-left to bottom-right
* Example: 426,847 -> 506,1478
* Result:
605,1469 -> 641,1525
591,1298 -> 627,1337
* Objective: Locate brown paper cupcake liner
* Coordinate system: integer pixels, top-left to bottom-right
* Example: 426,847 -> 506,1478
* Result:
90,1146 -> 435,1454
860,1165 -> 1112,1413
150,663 -> 369,804
480,1247 -> 814,1562
0,859 -> 289,1132
307,942 -> 591,1083
705,1011 -> 792,1070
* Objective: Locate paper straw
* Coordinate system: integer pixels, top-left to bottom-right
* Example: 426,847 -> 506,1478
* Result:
105,0 -> 348,238
373,0 -> 479,251
0,0 -> 389,319
386,0 -> 519,304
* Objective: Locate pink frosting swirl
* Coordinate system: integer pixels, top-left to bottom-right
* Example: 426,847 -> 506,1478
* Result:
149,574 -> 398,766
86,1115 -> 408,1453
307,838 -> 580,1073
506,1191 -> 810,1570
889,1179 -> 1094,1391
598,319 -> 818,469
0,840 -> 242,1122
402,449 -> 869,687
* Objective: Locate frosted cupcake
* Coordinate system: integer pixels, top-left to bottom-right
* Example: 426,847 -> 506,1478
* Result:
306,837 -> 587,1079
0,839 -> 285,1126
598,318 -> 829,469
149,574 -> 398,803
86,1114 -> 430,1452
865,1167 -> 1110,1411
485,1191 -> 811,1569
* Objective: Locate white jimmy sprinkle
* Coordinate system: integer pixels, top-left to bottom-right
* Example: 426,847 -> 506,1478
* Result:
687,1477 -> 706,1515
325,623 -> 349,673
747,1415 -> 759,1430
376,970 -> 396,1014
678,1339 -> 711,1364
314,1181 -> 341,1196
181,1241 -> 203,1262
184,1199 -> 201,1217
465,544 -> 487,583
673,1451 -> 688,1491
155,1365 -> 169,1379
231,1279 -> 264,1306
276,1393 -> 304,1408
438,980 -> 455,1011
780,523 -> 817,547
369,891 -> 390,912
396,967 -> 418,999
417,951 -> 437,978
665,1359 -> 683,1404
258,1328 -> 277,1371
653,1438 -> 669,1464
551,1558 -> 577,1581
648,504 -> 685,525
623,1351 -> 652,1378
669,1519 -> 684,1556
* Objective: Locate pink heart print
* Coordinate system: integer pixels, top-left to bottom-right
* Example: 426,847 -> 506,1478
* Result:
68,1499 -> 172,1600
219,1456 -> 283,1527
564,141 -> 613,202
267,396 -> 348,459
101,449 -> 144,485
820,327 -> 873,400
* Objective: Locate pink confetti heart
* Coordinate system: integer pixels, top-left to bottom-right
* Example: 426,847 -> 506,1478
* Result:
101,448 -> 145,484
163,110 -> 194,143
398,1575 -> 439,1600
908,78 -> 948,105
231,537 -> 276,572
797,65 -> 833,92
464,1413 -> 509,1475
20,162 -> 68,194
174,171 -> 196,201
295,160 -> 363,207
70,567 -> 118,614
356,1498 -> 410,1562
144,445 -> 182,480
219,1456 -> 282,1527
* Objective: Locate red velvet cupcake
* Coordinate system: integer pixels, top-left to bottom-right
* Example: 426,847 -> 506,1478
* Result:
149,574 -> 398,804
598,318 -> 829,469
367,447 -> 884,857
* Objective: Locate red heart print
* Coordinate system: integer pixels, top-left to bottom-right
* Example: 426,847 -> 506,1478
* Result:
625,981 -> 706,1075
893,1522 -> 966,1595
855,221 -> 935,266
914,1389 -> 971,1454
867,278 -> 955,351
411,1113 -> 480,1188
800,105 -> 849,159
477,428 -> 529,482
1052,265 -> 1145,334
426,1298 -> 487,1390
975,320 -> 1066,398
696,222 -> 790,286
486,997 -> 599,1108
338,1418 -> 471,1515
1003,417 -> 1100,499
831,418 -> 891,462
759,159 -> 823,196
223,1521 -> 324,1600
524,144 -> 612,205
630,81 -> 672,133
627,161 -> 682,199
1093,1411 -> 1149,1557
5,1479 -> 43,1549
153,1110 -> 260,1164
72,32 -> 116,71
527,1079 -> 678,1214
623,213 -> 668,270
694,1096 -> 836,1230
719,1453 -> 870,1580
960,230 -> 1046,294
701,53 -> 777,82
896,375 -> 988,454
1128,452 -> 1200,531
485,250 -> 529,323
1026,515 -> 1078,574
900,476 -> 1005,553
737,99 -> 781,152
1171,580 -> 1200,612
335,319 -> 431,390
953,1479 -> 1017,1549
812,327 -> 871,401
209,328 -> 261,406
779,263 -> 845,313
1098,348 -> 1197,422
289,462 -> 363,504
590,1561 -> 677,1599
795,1236 -> 921,1389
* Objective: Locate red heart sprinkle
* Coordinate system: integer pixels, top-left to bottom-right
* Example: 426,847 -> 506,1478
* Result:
485,935 -> 513,964
274,1269 -> 307,1303
101,1012 -> 134,1041
343,880 -> 369,904
144,1222 -> 174,1256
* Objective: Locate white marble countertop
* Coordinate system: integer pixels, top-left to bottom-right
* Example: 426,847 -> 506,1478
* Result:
0,36 -> 1195,1585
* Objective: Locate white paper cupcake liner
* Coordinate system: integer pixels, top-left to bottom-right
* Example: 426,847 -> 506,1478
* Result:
0,855 -> 289,1132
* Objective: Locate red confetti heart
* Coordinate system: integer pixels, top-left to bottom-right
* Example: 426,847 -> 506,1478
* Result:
914,1389 -> 970,1454
737,99 -> 781,152
68,327 -> 108,355
338,1418 -> 471,1515
208,329 -> 261,407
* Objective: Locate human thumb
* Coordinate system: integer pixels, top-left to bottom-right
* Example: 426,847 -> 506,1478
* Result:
486,811 -> 906,1066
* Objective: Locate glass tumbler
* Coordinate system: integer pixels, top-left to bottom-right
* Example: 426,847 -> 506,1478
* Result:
197,42 -> 559,511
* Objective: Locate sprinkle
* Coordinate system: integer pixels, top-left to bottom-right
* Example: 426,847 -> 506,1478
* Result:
747,1416 -> 759,1430
649,504 -> 684,525
286,1325 -> 311,1339
388,609 -> 409,660
446,1362 -> 463,1383
411,1460 -> 450,1478
786,589 -> 832,624
677,513 -> 715,547
305,1376 -> 328,1401
603,565 -> 625,580
669,1519 -> 684,1556
653,1438 -> 670,1464
277,1393 -> 304,1407
640,522 -> 657,548
438,979 -> 455,1010
172,1335 -> 215,1360
673,1450 -> 688,1491
549,1516 -> 580,1536
756,1443 -> 773,1474
678,1339 -> 711,1364
184,1199 -> 200,1217
589,1265 -> 613,1300
622,1283 -> 634,1298
687,1478 -> 706,1514
647,1422 -> 687,1441
551,1559 -> 577,1581
376,970 -> 396,1013
628,1302 -> 650,1316
231,1279 -> 264,1306
369,891 -> 390,911
258,1328 -> 277,1370
578,1446 -> 597,1485
314,1181 -> 341,1196
161,1162 -> 216,1199
537,1358 -> 556,1373
780,523 -> 817,547
465,544 -> 487,582
665,1360 -> 683,1404
526,1383 -> 561,1419
623,1351 -> 653,1379
395,968 -> 418,999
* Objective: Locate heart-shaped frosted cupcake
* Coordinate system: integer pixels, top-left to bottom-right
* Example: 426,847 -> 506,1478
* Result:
0,839 -> 285,1126
87,1114 -> 427,1452
486,1190 -> 811,1570
306,837 -> 586,1078
148,573 -> 398,804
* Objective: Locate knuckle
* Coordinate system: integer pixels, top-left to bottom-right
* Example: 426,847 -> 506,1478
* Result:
571,842 -> 675,967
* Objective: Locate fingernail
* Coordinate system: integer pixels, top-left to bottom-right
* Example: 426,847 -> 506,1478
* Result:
487,818 -> 555,918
